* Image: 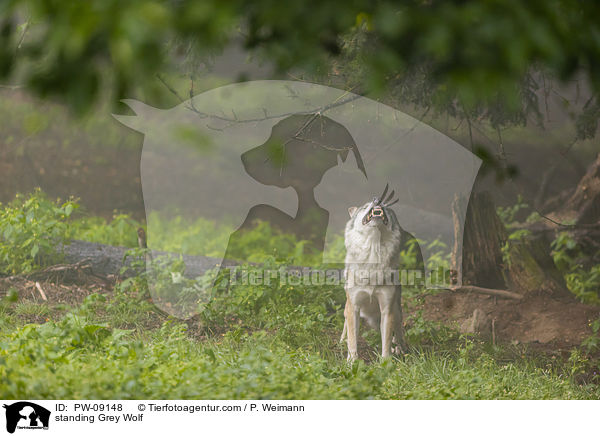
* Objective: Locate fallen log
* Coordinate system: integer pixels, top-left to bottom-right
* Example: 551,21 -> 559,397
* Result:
61,240 -> 224,278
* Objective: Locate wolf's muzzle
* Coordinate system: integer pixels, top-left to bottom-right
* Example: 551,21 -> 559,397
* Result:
362,205 -> 389,225
372,206 -> 384,217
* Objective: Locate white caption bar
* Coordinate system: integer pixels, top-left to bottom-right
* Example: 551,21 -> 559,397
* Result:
0,400 -> 596,436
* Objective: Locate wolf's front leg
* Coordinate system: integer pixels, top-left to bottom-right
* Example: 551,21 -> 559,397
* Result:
344,297 -> 360,361
379,308 -> 394,358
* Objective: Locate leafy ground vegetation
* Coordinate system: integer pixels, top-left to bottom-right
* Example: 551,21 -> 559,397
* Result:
0,191 -> 599,399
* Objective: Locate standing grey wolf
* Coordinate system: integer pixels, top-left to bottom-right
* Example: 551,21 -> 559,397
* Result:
341,184 -> 422,360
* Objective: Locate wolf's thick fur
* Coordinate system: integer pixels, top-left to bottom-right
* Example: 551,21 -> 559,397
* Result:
341,199 -> 408,360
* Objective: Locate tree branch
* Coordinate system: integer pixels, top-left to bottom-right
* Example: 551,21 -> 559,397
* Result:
445,285 -> 524,300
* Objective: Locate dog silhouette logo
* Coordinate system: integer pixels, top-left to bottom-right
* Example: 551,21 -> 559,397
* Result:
3,402 -> 50,433
114,80 -> 481,318
221,113 -> 367,265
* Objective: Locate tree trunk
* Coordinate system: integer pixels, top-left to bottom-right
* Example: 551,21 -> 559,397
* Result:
502,237 -> 570,297
455,192 -> 507,288
453,191 -> 571,297
555,152 -> 600,225
523,153 -> 600,263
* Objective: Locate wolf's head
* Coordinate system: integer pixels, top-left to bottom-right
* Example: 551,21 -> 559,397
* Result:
346,184 -> 400,233
344,184 -> 403,266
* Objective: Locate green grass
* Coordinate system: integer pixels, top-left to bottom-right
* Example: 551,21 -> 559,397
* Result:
0,190 -> 599,399
12,301 -> 50,319
0,274 -> 599,400
0,303 -> 598,399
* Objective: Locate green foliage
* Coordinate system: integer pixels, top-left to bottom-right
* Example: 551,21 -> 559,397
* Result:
0,188 -> 430,279
497,195 -> 529,227
146,213 -> 231,258
144,253 -> 211,319
0,315 -> 383,399
399,237 -> 423,271
563,266 -> 600,305
1,305 -> 598,399
0,190 -> 144,272
582,317 -> 600,353
146,213 -> 339,265
1,193 -> 598,399
408,238 -> 451,288
337,3 -> 600,137
551,231 -> 600,304
551,231 -> 581,271
497,196 -> 538,270
4,288 -> 18,303
2,0 -> 600,144
0,189 -> 77,274
198,260 -> 344,351
224,221 -> 318,265
423,239 -> 451,272
404,309 -> 457,346
501,229 -> 533,268
0,191 -> 142,275
0,226 -> 598,400
70,214 -> 141,248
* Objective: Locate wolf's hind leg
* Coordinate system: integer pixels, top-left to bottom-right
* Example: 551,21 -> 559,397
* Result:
392,296 -> 407,354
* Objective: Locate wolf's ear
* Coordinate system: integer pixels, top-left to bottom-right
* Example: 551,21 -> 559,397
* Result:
348,207 -> 357,217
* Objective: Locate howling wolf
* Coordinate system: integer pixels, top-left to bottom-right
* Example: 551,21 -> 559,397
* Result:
341,184 -> 423,360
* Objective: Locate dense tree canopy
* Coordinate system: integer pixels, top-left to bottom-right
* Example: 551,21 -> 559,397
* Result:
1,0 -> 600,138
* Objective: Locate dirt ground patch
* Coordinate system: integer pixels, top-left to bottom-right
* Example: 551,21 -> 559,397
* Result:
0,271 -> 111,307
424,291 -> 600,351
